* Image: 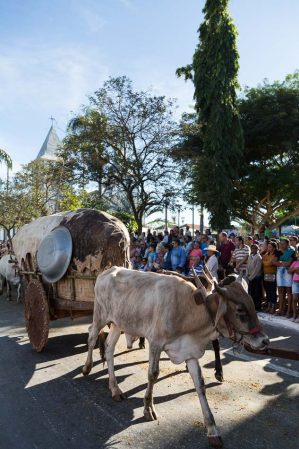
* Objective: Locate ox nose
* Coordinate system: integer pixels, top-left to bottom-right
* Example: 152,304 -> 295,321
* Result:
262,337 -> 270,347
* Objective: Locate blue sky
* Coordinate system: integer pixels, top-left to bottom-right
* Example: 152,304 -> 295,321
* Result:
0,0 -> 299,176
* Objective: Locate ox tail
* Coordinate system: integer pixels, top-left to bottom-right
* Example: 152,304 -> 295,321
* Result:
98,330 -> 108,367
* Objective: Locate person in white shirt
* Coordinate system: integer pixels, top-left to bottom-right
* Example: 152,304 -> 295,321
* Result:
185,225 -> 192,237
206,245 -> 219,281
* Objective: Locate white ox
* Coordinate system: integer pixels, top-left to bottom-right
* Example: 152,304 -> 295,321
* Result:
0,255 -> 21,302
83,267 -> 269,448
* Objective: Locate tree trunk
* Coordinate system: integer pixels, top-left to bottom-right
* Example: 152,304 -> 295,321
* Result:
136,218 -> 142,235
98,167 -> 102,198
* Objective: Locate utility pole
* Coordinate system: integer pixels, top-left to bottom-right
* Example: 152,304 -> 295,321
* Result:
164,191 -> 171,230
200,204 -> 204,234
177,204 -> 182,227
192,204 -> 195,237
6,165 -> 9,193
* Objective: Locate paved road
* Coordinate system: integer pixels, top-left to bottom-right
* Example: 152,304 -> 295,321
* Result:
0,295 -> 298,449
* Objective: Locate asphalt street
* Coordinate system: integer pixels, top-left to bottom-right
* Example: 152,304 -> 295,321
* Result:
0,292 -> 298,449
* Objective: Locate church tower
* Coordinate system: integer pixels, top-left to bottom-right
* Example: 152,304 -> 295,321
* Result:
36,119 -> 61,161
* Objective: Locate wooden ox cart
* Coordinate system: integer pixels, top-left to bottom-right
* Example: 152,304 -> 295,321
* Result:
13,209 -> 130,352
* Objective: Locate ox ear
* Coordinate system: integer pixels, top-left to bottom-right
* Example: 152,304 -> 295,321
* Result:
193,289 -> 206,305
214,284 -> 229,327
236,276 -> 249,293
215,296 -> 228,327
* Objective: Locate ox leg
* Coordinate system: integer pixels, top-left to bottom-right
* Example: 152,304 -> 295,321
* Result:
143,345 -> 161,421
105,324 -> 124,401
186,358 -> 222,448
212,339 -> 223,382
0,275 -> 3,296
7,281 -> 12,301
16,283 -> 21,303
82,309 -> 105,376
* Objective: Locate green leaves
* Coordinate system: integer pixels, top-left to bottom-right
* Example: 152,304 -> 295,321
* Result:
232,73 -> 299,230
191,0 -> 243,229
61,77 -> 180,232
0,148 -> 12,170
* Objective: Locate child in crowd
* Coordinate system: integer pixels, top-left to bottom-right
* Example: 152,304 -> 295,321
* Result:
188,241 -> 202,269
138,257 -> 148,272
146,245 -> 158,271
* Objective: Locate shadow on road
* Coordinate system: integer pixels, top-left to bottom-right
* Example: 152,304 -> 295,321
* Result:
0,300 -> 298,449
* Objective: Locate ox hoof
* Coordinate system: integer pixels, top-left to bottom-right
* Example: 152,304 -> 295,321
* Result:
113,393 -> 126,402
215,371 -> 224,383
82,364 -> 92,376
208,436 -> 223,448
144,408 -> 158,421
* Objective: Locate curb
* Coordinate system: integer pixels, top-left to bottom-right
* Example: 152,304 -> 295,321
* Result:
258,312 -> 299,332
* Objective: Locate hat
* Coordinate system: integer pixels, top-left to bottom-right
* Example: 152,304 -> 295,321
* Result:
206,245 -> 217,252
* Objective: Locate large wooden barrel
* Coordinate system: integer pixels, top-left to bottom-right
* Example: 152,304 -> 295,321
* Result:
13,208 -> 131,301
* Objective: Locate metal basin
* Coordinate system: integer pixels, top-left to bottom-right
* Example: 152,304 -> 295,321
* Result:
37,226 -> 73,283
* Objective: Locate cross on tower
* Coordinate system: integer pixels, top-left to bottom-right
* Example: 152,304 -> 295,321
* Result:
49,116 -> 55,127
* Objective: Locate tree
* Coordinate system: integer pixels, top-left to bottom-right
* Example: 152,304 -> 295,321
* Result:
62,109 -> 108,196
13,159 -> 81,215
61,77 -> 180,233
177,0 -> 243,229
0,147 -> 13,190
14,159 -> 66,215
231,73 -> 299,232
176,72 -> 299,232
0,148 -> 12,169
0,181 -> 35,245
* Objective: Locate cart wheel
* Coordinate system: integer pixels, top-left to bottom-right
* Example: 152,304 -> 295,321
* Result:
24,279 -> 49,352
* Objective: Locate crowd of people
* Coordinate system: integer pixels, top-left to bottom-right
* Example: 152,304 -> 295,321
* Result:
130,227 -> 299,323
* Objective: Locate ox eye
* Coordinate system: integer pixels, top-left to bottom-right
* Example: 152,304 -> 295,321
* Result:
236,306 -> 245,314
236,306 -> 248,322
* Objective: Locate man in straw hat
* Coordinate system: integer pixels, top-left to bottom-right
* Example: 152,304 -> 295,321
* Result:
206,244 -> 219,280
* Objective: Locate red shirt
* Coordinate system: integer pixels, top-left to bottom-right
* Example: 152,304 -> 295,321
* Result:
219,240 -> 235,266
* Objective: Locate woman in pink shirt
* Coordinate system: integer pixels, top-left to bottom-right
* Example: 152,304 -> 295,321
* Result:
289,254 -> 299,322
188,241 -> 203,269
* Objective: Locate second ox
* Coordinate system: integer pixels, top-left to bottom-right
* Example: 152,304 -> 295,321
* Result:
0,254 -> 21,302
83,267 -> 269,448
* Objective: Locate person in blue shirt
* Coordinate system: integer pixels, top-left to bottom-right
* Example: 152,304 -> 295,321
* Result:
163,243 -> 173,270
200,234 -> 209,257
146,245 -> 158,271
185,235 -> 193,256
171,238 -> 186,273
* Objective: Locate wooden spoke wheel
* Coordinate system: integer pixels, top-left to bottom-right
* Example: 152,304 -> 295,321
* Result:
24,280 -> 49,352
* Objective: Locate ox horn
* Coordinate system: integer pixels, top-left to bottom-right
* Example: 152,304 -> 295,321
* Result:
192,267 -> 207,297
203,265 -> 214,280
204,265 -> 216,283
214,283 -> 229,299
201,268 -> 211,282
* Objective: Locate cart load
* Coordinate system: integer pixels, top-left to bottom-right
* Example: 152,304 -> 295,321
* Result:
13,208 -> 130,351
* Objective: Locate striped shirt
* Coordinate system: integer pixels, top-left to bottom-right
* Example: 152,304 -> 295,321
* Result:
233,245 -> 250,269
